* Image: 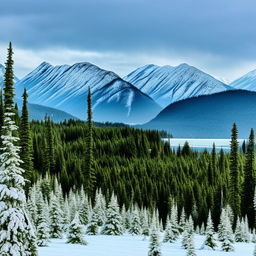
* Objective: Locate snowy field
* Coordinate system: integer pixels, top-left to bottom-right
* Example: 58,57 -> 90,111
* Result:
39,235 -> 254,256
163,138 -> 246,152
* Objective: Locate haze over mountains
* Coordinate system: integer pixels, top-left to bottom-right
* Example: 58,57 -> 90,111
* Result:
124,63 -> 232,107
15,62 -> 161,124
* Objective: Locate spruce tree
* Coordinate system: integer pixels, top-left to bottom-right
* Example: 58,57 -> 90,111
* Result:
148,228 -> 161,256
129,206 -> 141,235
201,211 -> 217,250
67,212 -> 87,245
45,116 -> 55,174
102,194 -> 123,235
229,123 -> 241,222
20,88 -> 34,184
0,90 -> 4,146
242,128 -> 255,227
186,233 -> 196,256
49,192 -> 63,238
86,211 -> 99,235
84,87 -> 96,196
0,42 -> 38,256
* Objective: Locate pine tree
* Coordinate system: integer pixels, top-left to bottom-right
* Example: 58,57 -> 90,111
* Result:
67,212 -> 87,245
0,42 -> 38,256
220,210 -> 234,252
186,233 -> 196,256
84,87 -> 96,195
20,88 -> 34,184
129,206 -> 141,235
163,217 -> 175,243
49,192 -> 63,238
148,228 -> 161,256
102,194 -> 123,235
242,128 -> 255,228
229,123 -> 241,222
0,90 -> 4,146
201,211 -> 217,250
86,210 -> 99,235
235,218 -> 243,242
45,116 -> 55,174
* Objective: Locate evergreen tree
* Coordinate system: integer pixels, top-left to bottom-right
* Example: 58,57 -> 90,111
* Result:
84,87 -> 96,195
148,228 -> 161,256
45,116 -> 55,174
0,91 -> 4,146
163,217 -> 175,243
129,206 -> 141,235
235,218 -> 243,242
86,211 -> 99,235
20,88 -> 34,184
220,210 -> 234,252
201,211 -> 217,250
49,193 -> 63,238
36,203 -> 50,247
67,212 -> 87,245
0,42 -> 38,256
102,194 -> 123,235
186,233 -> 196,256
229,123 -> 241,222
242,128 -> 255,227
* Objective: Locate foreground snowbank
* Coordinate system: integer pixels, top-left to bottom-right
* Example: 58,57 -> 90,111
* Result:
39,235 -> 254,256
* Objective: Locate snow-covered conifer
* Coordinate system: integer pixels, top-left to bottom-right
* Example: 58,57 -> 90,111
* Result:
102,194 -> 123,235
186,233 -> 196,256
0,43 -> 38,256
235,218 -> 243,242
49,192 -> 63,238
201,211 -> 217,250
129,206 -> 141,235
36,198 -> 50,247
163,217 -> 175,243
148,228 -> 161,256
67,212 -> 87,245
220,210 -> 234,252
86,210 -> 99,235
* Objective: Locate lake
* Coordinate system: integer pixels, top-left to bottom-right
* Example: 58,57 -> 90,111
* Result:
162,138 -> 246,152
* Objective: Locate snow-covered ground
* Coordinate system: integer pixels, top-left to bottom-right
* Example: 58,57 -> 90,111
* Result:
39,235 -> 254,256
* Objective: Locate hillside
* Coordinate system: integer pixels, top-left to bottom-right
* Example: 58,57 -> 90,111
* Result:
140,90 -> 256,138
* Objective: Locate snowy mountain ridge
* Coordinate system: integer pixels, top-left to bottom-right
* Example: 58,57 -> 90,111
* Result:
124,63 -> 233,107
15,62 -> 161,124
230,69 -> 256,91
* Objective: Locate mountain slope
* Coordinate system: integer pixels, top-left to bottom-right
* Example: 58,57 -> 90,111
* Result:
230,69 -> 256,91
15,98 -> 77,122
124,63 -> 232,107
0,64 -> 19,87
140,90 -> 256,138
15,62 -> 161,124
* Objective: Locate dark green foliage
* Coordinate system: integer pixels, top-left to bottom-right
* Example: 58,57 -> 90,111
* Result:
3,42 -> 15,112
20,89 -> 35,184
229,123 -> 241,222
84,87 -> 96,196
242,128 -> 255,227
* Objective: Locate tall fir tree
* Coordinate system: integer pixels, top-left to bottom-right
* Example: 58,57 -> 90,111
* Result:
0,42 -> 38,256
45,116 -> 55,174
242,128 -> 255,227
0,91 -> 4,146
20,88 -> 34,184
229,123 -> 241,223
84,87 -> 96,196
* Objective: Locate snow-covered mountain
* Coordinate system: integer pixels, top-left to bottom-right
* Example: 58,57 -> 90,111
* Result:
15,62 -> 161,124
230,69 -> 256,91
124,63 -> 233,107
0,64 -> 19,87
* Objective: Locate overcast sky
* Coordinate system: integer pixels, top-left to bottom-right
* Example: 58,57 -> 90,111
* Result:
0,0 -> 256,82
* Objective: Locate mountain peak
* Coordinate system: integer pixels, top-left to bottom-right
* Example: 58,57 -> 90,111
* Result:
124,63 -> 230,107
14,61 -> 161,124
230,68 -> 256,91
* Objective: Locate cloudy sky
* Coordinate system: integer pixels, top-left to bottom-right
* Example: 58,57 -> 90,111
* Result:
0,0 -> 256,82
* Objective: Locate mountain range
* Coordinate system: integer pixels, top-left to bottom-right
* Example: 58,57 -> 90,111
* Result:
124,63 -> 232,107
230,69 -> 256,91
14,62 -> 161,124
